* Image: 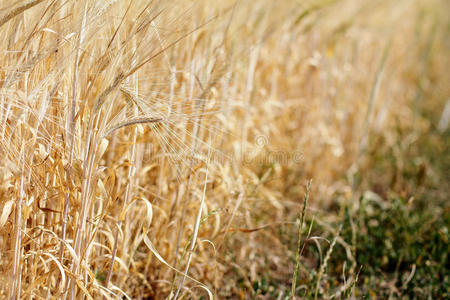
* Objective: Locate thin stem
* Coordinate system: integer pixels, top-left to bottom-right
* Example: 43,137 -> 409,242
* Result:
290,179 -> 312,299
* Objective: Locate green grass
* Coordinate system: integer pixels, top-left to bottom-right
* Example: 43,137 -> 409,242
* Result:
258,193 -> 449,299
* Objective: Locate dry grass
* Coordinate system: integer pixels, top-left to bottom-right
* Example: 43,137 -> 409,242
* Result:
0,0 -> 448,299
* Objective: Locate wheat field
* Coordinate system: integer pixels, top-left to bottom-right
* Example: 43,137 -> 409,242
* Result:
0,0 -> 448,299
